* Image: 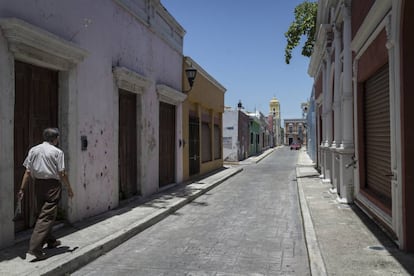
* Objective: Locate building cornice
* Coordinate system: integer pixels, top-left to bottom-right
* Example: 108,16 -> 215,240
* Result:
113,0 -> 185,53
308,24 -> 332,77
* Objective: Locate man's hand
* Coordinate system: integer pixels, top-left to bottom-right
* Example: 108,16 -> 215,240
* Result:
17,190 -> 24,200
67,187 -> 74,198
59,171 -> 74,199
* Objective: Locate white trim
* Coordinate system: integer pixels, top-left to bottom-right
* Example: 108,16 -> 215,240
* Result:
355,193 -> 392,228
0,18 -> 88,71
351,0 -> 392,54
389,0 -> 404,248
156,84 -> 186,106
113,66 -> 152,94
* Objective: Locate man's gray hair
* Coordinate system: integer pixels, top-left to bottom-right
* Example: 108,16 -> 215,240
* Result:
43,128 -> 60,142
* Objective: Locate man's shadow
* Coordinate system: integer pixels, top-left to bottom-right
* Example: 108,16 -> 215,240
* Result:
28,246 -> 79,262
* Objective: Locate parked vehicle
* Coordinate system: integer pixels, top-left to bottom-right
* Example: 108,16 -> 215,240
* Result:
290,142 -> 301,150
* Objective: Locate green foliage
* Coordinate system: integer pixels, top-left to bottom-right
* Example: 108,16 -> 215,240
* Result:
284,1 -> 318,64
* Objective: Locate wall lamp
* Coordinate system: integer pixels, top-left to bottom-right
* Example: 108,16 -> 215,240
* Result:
183,67 -> 197,93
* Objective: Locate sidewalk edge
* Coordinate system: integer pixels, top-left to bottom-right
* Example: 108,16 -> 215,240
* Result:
296,166 -> 327,276
34,167 -> 243,276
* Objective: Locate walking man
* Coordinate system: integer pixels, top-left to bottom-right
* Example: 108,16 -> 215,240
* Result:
17,128 -> 74,261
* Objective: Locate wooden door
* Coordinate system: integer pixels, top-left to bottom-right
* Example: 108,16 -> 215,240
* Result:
159,102 -> 176,186
119,90 -> 138,199
189,117 -> 200,175
14,61 -> 58,231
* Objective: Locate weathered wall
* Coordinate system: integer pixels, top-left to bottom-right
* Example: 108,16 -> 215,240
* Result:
0,0 -> 183,235
223,110 -> 239,162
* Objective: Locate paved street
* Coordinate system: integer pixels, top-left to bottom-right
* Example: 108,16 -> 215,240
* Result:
73,147 -> 310,276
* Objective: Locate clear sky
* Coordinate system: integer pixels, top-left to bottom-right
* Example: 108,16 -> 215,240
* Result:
161,0 -> 314,120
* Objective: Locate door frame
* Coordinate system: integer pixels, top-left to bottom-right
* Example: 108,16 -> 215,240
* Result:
352,7 -> 404,246
113,66 -> 150,199
156,84 -> 186,187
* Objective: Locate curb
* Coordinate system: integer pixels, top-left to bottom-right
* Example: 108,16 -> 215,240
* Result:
296,152 -> 327,276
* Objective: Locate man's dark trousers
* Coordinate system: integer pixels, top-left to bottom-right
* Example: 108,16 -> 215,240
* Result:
29,179 -> 62,253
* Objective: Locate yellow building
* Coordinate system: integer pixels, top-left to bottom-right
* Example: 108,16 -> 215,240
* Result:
182,57 -> 226,180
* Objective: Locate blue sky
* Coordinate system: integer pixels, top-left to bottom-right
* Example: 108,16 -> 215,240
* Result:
162,0 -> 314,120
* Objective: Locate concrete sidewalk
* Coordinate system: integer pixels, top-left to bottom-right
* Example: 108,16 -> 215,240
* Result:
0,166 -> 243,276
296,149 -> 414,276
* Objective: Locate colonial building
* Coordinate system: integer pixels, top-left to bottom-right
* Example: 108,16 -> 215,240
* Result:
308,0 -> 414,252
0,0 -> 186,248
182,57 -> 226,179
223,105 -> 250,162
284,119 -> 307,146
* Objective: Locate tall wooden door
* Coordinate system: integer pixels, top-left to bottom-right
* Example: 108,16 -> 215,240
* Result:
14,61 -> 58,232
159,102 -> 176,186
119,90 -> 138,199
189,117 -> 200,176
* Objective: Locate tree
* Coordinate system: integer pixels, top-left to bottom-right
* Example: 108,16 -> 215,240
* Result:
284,1 -> 317,64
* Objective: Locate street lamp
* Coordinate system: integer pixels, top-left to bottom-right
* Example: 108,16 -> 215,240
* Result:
183,67 -> 197,93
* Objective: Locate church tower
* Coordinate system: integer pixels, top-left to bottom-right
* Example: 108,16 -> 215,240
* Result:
269,97 -> 280,119
269,97 -> 281,146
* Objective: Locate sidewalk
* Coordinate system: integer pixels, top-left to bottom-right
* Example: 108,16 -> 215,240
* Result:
0,166 -> 243,276
224,146 -> 279,166
296,149 -> 414,276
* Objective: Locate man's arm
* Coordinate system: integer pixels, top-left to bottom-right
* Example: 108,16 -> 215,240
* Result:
59,171 -> 74,198
18,170 -> 31,200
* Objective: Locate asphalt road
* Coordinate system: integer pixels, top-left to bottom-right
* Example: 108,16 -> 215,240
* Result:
72,147 -> 309,276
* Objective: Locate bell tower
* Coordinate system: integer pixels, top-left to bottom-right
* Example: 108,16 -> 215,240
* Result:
269,97 -> 281,146
269,97 -> 280,119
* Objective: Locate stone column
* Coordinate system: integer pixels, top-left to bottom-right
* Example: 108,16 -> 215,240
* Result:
320,61 -> 327,179
323,50 -> 333,184
340,2 -> 353,150
338,1 -> 354,203
332,25 -> 342,194
332,25 -> 342,148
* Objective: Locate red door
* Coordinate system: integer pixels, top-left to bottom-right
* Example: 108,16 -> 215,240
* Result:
14,61 -> 58,231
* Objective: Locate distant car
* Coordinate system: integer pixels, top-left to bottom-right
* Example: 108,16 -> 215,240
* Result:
290,142 -> 301,150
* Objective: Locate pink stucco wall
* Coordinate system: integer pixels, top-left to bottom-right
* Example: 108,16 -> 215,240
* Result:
0,0 -> 183,221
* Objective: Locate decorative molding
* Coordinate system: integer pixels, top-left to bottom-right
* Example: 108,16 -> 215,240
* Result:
0,17 -> 88,71
113,66 -> 152,94
351,0 -> 392,54
385,14 -> 394,50
156,84 -> 186,106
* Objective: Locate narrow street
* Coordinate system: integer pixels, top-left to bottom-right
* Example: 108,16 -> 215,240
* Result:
73,147 -> 309,276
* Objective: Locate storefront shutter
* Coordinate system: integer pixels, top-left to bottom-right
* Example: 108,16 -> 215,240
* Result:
364,64 -> 391,208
